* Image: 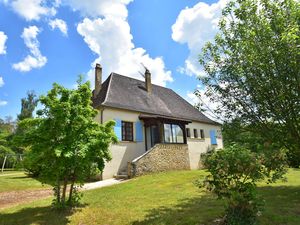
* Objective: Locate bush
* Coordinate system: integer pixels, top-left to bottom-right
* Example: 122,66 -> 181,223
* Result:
198,144 -> 287,225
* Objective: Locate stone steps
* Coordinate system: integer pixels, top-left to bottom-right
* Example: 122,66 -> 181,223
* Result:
113,170 -> 129,180
113,174 -> 128,180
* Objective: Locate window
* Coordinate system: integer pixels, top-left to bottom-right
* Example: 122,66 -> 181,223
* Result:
164,124 -> 184,143
200,129 -> 205,139
122,121 -> 133,141
194,129 -> 198,138
186,128 -> 191,138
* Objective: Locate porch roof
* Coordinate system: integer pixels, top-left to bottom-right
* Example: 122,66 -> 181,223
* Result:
139,114 -> 191,124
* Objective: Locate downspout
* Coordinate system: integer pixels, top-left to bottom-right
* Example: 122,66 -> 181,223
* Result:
100,108 -> 104,124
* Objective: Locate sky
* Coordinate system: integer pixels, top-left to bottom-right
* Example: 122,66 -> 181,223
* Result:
0,0 -> 228,119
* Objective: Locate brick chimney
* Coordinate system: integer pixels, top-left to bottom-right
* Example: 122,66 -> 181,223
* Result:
145,68 -> 152,94
94,63 -> 102,97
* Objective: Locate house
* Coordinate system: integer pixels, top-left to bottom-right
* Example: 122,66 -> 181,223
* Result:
92,64 -> 223,179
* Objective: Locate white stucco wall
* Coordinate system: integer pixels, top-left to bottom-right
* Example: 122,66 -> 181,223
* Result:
186,122 -> 223,169
99,108 -> 146,179
96,107 -> 223,179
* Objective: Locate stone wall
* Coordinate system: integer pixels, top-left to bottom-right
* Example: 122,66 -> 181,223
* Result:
131,144 -> 190,176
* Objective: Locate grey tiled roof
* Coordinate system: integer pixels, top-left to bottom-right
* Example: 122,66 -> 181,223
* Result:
93,73 -> 218,125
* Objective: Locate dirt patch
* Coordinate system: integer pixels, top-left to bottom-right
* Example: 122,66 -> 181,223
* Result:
0,189 -> 53,210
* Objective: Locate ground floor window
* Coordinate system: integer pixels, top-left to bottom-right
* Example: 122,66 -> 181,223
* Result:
194,129 -> 198,138
164,124 -> 184,143
122,121 -> 133,141
200,129 -> 205,139
186,128 -> 191,138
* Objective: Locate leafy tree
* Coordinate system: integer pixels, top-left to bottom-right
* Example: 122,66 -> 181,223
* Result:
17,78 -> 117,207
199,0 -> 300,167
0,119 -> 17,168
17,90 -> 38,121
198,145 -> 287,225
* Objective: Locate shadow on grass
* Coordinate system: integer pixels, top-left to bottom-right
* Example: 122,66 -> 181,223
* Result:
133,185 -> 300,225
0,204 -> 87,225
7,176 -> 34,179
132,194 -> 224,225
258,185 -> 300,224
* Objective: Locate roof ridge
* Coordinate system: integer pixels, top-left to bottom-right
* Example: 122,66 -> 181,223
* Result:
110,72 -> 171,89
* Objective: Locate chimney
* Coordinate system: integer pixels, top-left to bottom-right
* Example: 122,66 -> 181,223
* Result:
145,68 -> 152,93
94,63 -> 102,97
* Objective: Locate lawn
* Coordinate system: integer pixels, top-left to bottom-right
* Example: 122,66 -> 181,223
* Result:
0,171 -> 49,193
0,169 -> 299,225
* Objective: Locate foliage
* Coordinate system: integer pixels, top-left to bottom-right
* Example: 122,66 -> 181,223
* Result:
16,78 -> 117,208
198,0 -> 300,167
222,119 -> 264,150
17,90 -> 38,121
198,145 -> 287,225
0,119 -> 19,168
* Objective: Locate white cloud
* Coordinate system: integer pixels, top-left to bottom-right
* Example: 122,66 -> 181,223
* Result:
76,1 -> 172,87
13,26 -> 47,72
63,0 -> 133,19
0,100 -> 7,106
172,0 -> 228,76
49,18 -> 68,36
78,17 -> 172,87
6,0 -> 56,21
0,31 -> 8,55
0,76 -> 4,87
0,76 -> 6,106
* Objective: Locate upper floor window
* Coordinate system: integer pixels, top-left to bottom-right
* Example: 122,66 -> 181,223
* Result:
122,121 -> 133,141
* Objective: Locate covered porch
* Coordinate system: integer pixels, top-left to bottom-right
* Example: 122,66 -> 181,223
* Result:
139,114 -> 191,151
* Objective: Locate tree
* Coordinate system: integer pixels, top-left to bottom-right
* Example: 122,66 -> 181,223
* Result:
0,119 -> 16,169
17,78 -> 117,207
199,145 -> 286,225
198,0 -> 300,166
17,90 -> 38,121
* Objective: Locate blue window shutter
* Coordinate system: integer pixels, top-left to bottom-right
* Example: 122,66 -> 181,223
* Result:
210,130 -> 217,145
135,121 -> 143,142
114,119 -> 122,141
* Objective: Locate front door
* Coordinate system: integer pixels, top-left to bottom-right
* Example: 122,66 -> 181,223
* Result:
146,125 -> 160,151
150,125 -> 160,147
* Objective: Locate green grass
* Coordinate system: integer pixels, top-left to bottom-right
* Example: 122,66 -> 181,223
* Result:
0,171 -> 49,193
0,169 -> 300,225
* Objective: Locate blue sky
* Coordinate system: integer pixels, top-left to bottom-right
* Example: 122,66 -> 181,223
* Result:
0,0 -> 227,119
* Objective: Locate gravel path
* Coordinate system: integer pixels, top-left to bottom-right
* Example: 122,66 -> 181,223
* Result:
0,178 -> 126,210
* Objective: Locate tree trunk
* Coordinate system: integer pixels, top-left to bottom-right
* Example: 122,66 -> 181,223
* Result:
68,182 -> 74,205
61,177 -> 68,204
68,175 -> 76,205
56,179 -> 61,204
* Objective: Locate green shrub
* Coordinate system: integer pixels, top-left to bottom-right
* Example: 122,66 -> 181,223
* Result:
198,144 -> 287,225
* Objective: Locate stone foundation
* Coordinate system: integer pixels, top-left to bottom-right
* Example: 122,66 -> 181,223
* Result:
131,144 -> 190,176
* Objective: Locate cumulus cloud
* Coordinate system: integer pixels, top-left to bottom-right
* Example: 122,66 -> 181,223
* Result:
172,0 -> 228,76
0,76 -> 4,87
0,31 -> 7,55
13,26 -> 47,72
0,100 -> 7,106
63,0 -> 133,19
0,76 -> 7,106
4,0 -> 57,21
49,18 -> 68,36
76,1 -> 172,87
